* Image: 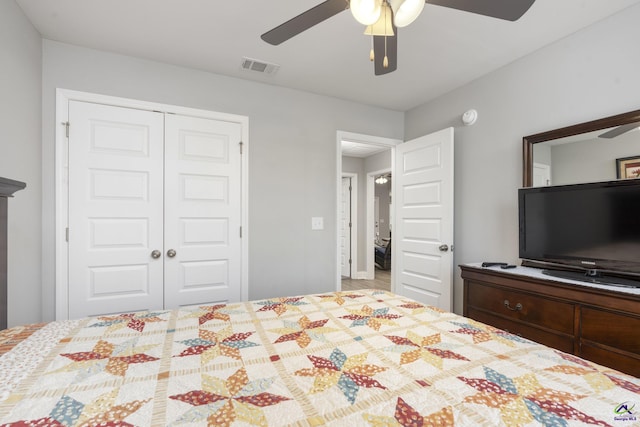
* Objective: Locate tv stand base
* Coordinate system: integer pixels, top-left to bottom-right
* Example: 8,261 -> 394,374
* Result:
461,264 -> 640,377
542,269 -> 640,288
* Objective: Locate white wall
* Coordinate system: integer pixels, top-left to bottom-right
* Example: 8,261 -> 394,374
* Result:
405,3 -> 640,314
40,41 -> 404,321
0,1 -> 42,327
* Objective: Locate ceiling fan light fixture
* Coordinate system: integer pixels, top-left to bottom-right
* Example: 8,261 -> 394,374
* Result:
364,2 -> 394,36
350,0 -> 382,25
375,175 -> 389,184
389,0 -> 425,27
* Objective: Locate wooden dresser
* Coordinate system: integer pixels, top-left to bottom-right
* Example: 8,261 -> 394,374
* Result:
460,264 -> 640,377
0,177 -> 26,330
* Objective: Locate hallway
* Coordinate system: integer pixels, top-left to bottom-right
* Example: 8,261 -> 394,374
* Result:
341,268 -> 390,291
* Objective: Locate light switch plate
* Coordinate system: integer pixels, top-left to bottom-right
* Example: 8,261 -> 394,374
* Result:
311,217 -> 324,230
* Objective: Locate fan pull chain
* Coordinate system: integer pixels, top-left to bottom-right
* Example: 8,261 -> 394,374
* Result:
383,2 -> 388,68
383,36 -> 388,68
370,35 -> 375,61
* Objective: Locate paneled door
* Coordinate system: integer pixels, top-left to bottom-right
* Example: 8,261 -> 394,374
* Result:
67,100 -> 243,318
164,114 -> 242,307
393,128 -> 454,311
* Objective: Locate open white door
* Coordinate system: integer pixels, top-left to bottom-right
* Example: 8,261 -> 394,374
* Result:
393,128 -> 454,311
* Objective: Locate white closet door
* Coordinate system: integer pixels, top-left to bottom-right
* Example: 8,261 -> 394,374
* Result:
68,101 -> 165,318
163,114 -> 243,307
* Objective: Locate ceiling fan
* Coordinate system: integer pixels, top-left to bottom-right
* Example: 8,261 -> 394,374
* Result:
261,0 -> 536,76
598,121 -> 640,139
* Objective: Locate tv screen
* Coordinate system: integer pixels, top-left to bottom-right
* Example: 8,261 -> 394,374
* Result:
519,179 -> 640,285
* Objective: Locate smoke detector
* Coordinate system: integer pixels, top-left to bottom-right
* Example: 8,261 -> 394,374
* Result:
241,57 -> 280,75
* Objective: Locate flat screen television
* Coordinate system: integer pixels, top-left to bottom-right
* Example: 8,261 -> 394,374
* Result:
518,179 -> 640,288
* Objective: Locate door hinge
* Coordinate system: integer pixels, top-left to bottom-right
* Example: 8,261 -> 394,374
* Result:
240,226 -> 242,238
239,141 -> 243,154
349,222 -> 352,228
62,121 -> 70,138
65,227 -> 69,242
349,185 -> 352,191
349,259 -> 352,265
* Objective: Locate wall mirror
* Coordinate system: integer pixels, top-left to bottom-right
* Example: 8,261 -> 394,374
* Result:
523,109 -> 640,187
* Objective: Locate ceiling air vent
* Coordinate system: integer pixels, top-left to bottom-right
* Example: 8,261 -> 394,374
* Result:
241,57 -> 280,75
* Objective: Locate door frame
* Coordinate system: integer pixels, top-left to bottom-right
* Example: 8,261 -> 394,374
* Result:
55,89 -> 249,320
341,173 -> 358,279
367,168 -> 391,280
336,131 -> 401,290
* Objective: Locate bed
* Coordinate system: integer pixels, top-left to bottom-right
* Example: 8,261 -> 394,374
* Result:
0,289 -> 638,426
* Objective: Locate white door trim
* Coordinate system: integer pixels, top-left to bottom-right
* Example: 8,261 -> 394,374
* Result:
55,88 -> 249,320
366,168 -> 391,280
341,173 -> 358,279
336,131 -> 401,291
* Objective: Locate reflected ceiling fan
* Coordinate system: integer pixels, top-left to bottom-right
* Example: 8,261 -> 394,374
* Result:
598,121 -> 640,139
261,0 -> 536,76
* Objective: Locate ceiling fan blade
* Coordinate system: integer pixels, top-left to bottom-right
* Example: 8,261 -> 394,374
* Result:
426,0 -> 536,21
261,0 -> 349,45
598,122 -> 640,139
373,32 -> 398,76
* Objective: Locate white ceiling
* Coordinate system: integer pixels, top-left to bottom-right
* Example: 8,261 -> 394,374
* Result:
341,140 -> 390,158
16,0 -> 640,111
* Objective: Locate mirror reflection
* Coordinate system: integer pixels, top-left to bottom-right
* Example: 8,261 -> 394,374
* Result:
523,110 -> 640,188
531,123 -> 640,187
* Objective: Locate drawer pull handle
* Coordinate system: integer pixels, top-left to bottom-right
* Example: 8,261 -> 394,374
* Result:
504,299 -> 523,311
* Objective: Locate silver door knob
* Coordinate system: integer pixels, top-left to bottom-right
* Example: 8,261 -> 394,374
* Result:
167,249 -> 177,258
151,250 -> 161,259
438,244 -> 449,252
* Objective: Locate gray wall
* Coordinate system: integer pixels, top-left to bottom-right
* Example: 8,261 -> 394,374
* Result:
551,133 -> 639,185
405,3 -> 640,314
0,1 -> 42,327
40,41 -> 404,322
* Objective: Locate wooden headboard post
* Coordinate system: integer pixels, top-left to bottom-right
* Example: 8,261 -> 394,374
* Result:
0,177 -> 26,330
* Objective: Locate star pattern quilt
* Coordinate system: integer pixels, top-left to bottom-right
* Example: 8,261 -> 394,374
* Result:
0,289 -> 638,426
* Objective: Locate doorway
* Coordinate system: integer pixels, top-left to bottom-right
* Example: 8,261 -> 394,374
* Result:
336,131 -> 401,292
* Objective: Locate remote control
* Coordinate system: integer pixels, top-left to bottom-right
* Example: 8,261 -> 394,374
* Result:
481,262 -> 508,267
501,264 -> 517,269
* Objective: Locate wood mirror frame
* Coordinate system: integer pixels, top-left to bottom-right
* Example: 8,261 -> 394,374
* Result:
522,109 -> 640,187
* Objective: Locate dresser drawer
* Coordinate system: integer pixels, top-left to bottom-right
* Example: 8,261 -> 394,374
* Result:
581,307 -> 640,355
468,307 -> 575,353
467,281 -> 574,334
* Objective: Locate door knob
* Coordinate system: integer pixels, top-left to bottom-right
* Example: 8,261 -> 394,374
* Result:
438,244 -> 449,252
167,249 -> 177,258
151,250 -> 161,259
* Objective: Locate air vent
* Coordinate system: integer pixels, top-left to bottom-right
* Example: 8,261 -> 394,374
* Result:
241,57 -> 280,75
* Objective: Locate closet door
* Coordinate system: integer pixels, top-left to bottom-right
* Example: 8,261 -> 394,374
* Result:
68,101 -> 165,318
163,115 -> 243,307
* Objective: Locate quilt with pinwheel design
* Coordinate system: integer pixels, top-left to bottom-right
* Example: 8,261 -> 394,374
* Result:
0,289 -> 638,426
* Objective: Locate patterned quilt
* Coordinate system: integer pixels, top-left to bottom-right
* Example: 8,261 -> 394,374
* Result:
0,290 -> 638,426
